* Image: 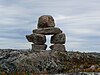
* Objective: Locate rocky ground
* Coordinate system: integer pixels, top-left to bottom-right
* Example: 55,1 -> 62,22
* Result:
0,49 -> 100,74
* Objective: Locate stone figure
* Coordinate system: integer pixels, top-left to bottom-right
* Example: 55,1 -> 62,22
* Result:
26,15 -> 66,51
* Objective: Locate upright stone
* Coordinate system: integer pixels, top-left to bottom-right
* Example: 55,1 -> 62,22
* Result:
26,33 -> 46,45
51,33 -> 66,44
49,44 -> 66,51
38,15 -> 55,28
32,44 -> 47,51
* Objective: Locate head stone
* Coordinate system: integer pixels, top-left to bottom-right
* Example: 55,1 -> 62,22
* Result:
37,15 -> 55,28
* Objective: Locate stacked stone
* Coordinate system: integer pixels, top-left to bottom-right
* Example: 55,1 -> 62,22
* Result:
26,33 -> 47,51
26,15 -> 66,51
50,33 -> 66,51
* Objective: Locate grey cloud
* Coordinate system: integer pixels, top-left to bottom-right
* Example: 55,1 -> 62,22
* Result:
0,0 -> 100,52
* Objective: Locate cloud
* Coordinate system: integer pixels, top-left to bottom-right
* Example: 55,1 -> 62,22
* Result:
54,12 -> 100,52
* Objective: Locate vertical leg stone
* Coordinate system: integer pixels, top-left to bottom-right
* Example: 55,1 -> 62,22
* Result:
32,44 -> 47,51
49,44 -> 66,51
51,33 -> 66,44
31,33 -> 46,45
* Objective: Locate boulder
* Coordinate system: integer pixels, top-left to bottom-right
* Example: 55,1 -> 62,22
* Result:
37,15 -> 55,28
32,44 -> 47,51
26,34 -> 46,45
49,44 -> 66,51
51,33 -> 66,44
33,27 -> 62,35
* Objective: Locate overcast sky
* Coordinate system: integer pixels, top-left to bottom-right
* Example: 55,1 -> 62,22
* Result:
0,0 -> 100,52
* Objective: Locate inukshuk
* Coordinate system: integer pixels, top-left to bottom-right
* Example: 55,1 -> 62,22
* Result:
26,15 -> 66,51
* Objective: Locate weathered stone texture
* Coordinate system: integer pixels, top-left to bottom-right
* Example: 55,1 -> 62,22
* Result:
26,34 -> 46,45
32,44 -> 47,51
51,33 -> 66,44
38,15 -> 55,28
50,44 -> 66,51
33,27 -> 62,35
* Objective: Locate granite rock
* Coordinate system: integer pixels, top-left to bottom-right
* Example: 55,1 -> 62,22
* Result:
37,15 -> 55,28
33,27 -> 62,35
51,33 -> 66,44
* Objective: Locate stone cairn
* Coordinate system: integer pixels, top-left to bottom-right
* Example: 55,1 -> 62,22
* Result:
26,15 -> 66,51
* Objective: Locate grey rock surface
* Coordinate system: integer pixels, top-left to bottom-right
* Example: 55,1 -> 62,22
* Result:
33,27 -> 62,35
0,49 -> 68,73
37,15 -> 55,28
32,44 -> 47,51
50,44 -> 66,51
26,34 -> 46,45
0,49 -> 99,73
51,33 -> 66,44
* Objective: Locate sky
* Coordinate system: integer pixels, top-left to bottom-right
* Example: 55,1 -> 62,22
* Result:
0,0 -> 100,52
